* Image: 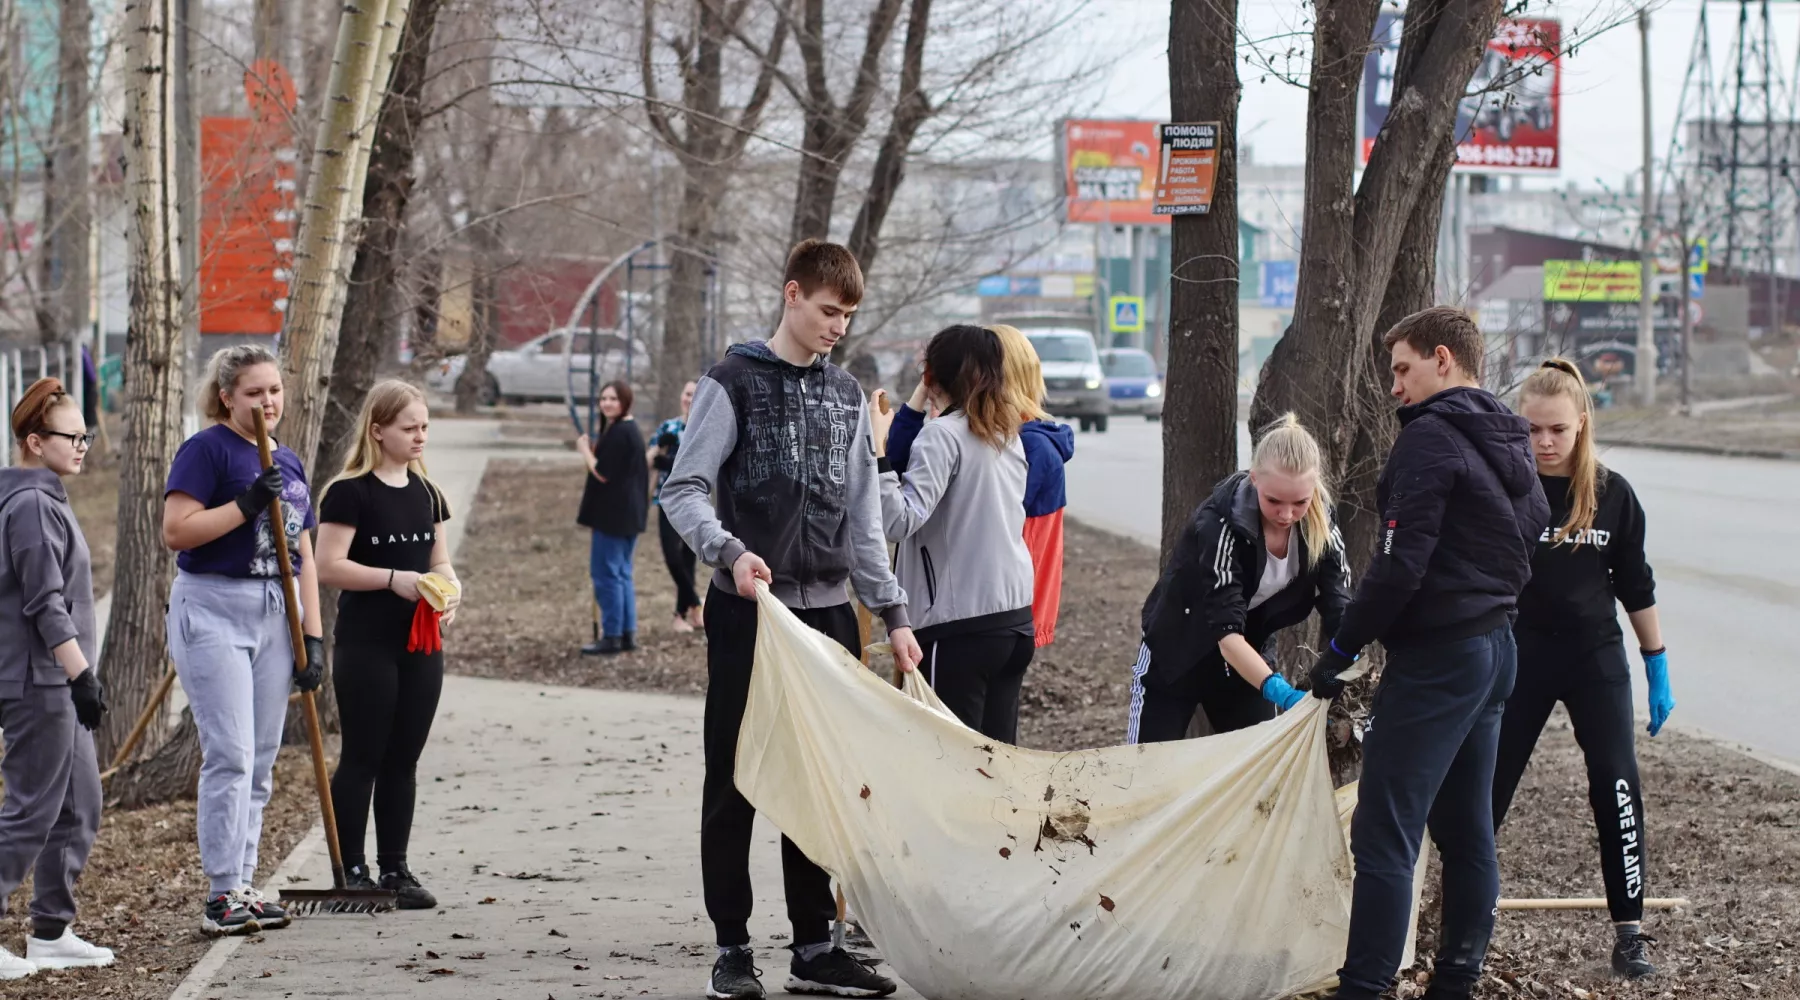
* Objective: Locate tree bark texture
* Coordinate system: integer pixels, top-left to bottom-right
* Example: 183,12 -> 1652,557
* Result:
99,0 -> 186,768
39,0 -> 92,348
280,0 -> 412,473
641,0 -> 788,420
455,216 -> 504,414
108,708 -> 202,808
1159,0 -> 1242,565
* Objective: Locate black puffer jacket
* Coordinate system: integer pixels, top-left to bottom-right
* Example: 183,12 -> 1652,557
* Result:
1140,472 -> 1351,692
1332,386 -> 1551,654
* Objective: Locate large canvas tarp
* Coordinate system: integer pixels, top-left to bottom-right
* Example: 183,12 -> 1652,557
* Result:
735,588 -> 1423,1000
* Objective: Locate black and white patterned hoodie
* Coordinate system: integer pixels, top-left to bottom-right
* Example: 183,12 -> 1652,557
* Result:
660,341 -> 909,629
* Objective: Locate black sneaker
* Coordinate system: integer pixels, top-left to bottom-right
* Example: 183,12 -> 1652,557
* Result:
786,947 -> 897,997
708,947 -> 764,1000
379,868 -> 437,910
240,887 -> 291,929
1613,931 -> 1658,979
345,863 -> 378,890
201,892 -> 260,937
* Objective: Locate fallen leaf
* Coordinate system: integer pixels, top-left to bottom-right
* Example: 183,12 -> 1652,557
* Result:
550,928 -> 568,937
426,950 -> 440,959
429,967 -> 457,975
859,785 -> 870,799
575,964 -> 590,970
451,932 -> 473,939
999,847 -> 1012,859
1099,894 -> 1116,912
259,970 -> 274,978
976,768 -> 994,779
479,897 -> 497,904
459,952 -> 486,960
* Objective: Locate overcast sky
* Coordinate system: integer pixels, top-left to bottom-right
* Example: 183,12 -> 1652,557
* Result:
1081,0 -> 1799,192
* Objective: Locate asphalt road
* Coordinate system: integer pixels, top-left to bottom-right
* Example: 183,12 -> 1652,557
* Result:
1062,417 -> 1800,767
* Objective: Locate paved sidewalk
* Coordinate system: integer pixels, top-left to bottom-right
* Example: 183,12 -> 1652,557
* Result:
178,418 -> 924,999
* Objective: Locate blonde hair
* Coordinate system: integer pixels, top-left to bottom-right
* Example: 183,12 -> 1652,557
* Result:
324,379 -> 449,518
990,324 -> 1049,423
1519,357 -> 1599,546
201,344 -> 280,422
1250,413 -> 1333,570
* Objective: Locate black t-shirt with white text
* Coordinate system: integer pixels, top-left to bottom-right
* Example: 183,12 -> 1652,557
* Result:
318,471 -> 451,647
1514,468 -> 1655,649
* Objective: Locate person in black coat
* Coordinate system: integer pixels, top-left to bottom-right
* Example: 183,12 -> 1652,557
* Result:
576,380 -> 648,655
1128,413 -> 1350,742
1310,307 -> 1551,1000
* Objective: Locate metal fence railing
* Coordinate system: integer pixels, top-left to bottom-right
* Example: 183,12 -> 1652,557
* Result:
0,343 -> 82,468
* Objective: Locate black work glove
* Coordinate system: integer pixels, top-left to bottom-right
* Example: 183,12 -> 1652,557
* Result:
296,635 -> 326,692
1308,642 -> 1357,700
234,464 -> 285,520
70,668 -> 107,730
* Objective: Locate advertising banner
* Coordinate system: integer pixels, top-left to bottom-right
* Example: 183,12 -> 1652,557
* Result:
1152,123 -> 1221,216
1062,119 -> 1164,225
1362,16 -> 1561,173
1260,260 -> 1298,308
1543,260 -> 1642,302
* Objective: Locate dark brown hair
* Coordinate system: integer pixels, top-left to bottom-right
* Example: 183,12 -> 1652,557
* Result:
783,239 -> 864,306
602,380 -> 634,417
1382,306 -> 1485,380
923,325 -> 1022,450
10,377 -> 77,442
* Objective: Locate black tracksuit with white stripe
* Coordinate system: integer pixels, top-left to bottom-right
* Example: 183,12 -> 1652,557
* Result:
1492,467 -> 1657,923
1128,472 -> 1350,743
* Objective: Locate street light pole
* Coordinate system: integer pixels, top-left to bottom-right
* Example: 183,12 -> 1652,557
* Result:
1637,7 -> 1658,407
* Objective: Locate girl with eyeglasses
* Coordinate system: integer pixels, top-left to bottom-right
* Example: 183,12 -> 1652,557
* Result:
0,378 -> 113,977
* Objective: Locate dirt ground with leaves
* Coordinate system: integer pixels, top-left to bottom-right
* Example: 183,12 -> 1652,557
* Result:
0,747 -> 317,1000
450,459 -> 1800,1000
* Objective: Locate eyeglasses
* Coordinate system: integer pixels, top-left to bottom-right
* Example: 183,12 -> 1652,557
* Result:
42,431 -> 96,450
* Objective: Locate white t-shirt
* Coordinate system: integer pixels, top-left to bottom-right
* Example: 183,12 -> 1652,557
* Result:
1248,527 -> 1299,611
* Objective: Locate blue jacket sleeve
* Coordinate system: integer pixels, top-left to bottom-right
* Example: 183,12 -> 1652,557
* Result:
885,405 -> 927,473
1331,419 -> 1463,655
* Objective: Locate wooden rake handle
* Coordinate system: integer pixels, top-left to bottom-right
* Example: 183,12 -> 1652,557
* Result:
251,407 -> 347,889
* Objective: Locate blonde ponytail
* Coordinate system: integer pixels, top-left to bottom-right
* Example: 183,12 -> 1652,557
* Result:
1520,358 -> 1599,546
1250,413 -> 1333,570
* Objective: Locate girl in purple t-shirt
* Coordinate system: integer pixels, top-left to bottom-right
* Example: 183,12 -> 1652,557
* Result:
162,344 -> 323,937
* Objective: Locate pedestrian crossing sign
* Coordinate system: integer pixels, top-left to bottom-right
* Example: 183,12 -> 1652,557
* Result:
1109,295 -> 1145,334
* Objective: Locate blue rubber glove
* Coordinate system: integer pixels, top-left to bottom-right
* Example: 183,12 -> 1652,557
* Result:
1260,673 -> 1305,712
1642,648 -> 1674,737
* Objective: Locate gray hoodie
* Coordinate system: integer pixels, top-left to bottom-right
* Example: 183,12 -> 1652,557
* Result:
0,467 -> 95,698
880,411 -> 1034,641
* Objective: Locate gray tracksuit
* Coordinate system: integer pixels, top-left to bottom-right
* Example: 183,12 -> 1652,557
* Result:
0,467 -> 102,926
661,341 -> 908,627
879,411 -> 1033,640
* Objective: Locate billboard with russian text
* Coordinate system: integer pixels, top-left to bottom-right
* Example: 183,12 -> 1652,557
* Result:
1060,119 -> 1165,225
1362,16 -> 1561,174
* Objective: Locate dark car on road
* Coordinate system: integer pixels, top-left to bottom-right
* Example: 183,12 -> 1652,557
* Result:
1099,348 -> 1164,421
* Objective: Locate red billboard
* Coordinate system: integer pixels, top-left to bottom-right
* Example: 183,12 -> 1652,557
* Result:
1362,17 -> 1561,174
1061,119 -> 1166,225
199,62 -> 298,335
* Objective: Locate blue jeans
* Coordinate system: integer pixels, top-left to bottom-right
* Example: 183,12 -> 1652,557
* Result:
590,531 -> 638,638
1338,625 -> 1517,998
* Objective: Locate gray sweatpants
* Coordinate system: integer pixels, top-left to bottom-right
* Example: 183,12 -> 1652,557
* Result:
0,683 -> 102,924
168,572 -> 296,896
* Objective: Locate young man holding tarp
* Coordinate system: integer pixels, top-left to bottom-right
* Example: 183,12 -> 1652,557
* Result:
662,239 -> 925,1000
1309,307 -> 1551,1000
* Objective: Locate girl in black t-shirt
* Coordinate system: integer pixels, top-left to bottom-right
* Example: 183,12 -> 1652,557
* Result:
315,380 -> 461,910
1495,359 -> 1674,980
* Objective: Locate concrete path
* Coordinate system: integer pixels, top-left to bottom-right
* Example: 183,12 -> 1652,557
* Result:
176,418 -> 922,999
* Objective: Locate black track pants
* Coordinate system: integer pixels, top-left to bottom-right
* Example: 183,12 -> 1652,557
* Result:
329,642 -> 444,871
701,585 -> 845,948
1125,643 -> 1275,743
1493,630 -> 1646,924
658,507 -> 701,615
923,632 -> 1034,744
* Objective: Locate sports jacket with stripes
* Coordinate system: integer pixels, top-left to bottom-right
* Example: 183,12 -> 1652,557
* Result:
1138,471 -> 1351,692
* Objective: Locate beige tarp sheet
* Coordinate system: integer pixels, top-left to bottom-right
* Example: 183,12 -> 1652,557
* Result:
736,587 -> 1422,1000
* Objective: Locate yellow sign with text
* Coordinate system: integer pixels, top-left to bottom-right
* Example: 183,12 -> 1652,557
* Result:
1543,260 -> 1642,302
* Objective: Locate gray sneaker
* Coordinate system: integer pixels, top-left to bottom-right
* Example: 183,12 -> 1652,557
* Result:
202,891 -> 260,937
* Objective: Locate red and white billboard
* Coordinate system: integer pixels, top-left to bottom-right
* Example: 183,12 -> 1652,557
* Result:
1060,119 -> 1166,225
1362,16 -> 1561,174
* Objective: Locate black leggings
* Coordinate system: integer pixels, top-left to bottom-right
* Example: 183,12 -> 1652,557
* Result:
658,507 -> 701,615
1492,631 -> 1646,924
329,641 -> 445,871
923,631 -> 1034,744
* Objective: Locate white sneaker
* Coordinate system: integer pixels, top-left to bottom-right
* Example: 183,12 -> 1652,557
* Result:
26,929 -> 114,970
0,946 -> 36,979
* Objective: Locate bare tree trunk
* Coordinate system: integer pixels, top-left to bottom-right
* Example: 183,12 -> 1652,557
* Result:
108,708 -> 202,808
454,216 -> 503,413
320,0 -> 444,478
1159,0 -> 1240,565
280,0 -> 411,472
99,0 -> 186,768
39,0 -> 92,349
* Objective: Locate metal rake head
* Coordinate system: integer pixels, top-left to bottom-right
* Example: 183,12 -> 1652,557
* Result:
279,889 -> 398,915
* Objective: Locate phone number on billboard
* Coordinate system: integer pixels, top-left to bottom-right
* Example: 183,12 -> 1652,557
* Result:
1457,144 -> 1557,168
